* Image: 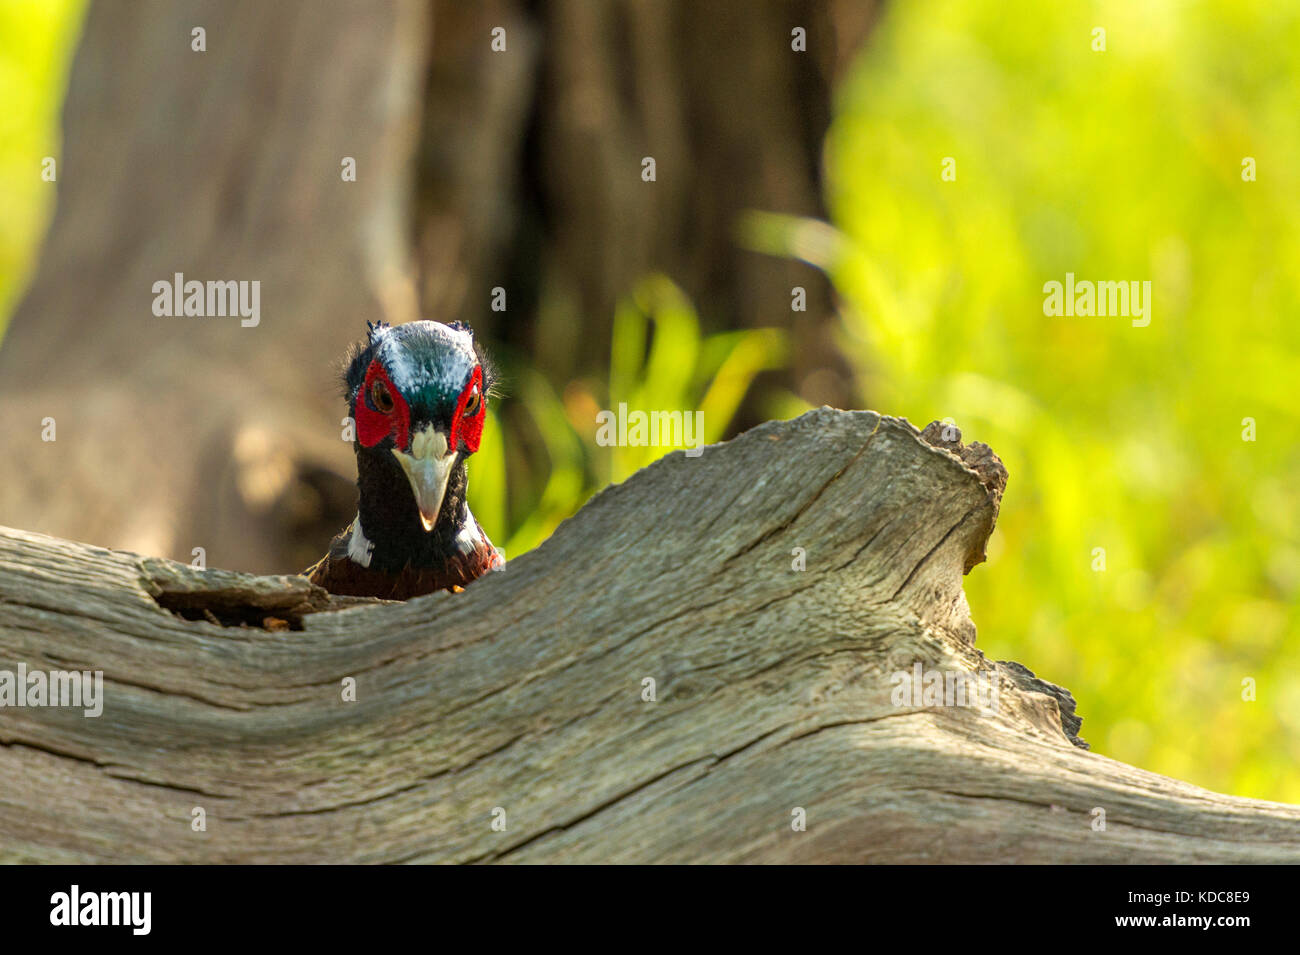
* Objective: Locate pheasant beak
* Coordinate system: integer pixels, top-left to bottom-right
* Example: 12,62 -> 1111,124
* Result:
392,426 -> 457,532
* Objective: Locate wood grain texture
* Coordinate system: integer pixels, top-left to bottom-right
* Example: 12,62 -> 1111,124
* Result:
1,409 -> 1297,863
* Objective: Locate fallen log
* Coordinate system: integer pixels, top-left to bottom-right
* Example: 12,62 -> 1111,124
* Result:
1,409 -> 1297,862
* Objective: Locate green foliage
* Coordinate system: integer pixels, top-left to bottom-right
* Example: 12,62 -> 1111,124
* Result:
469,274 -> 787,557
814,0 -> 1300,801
608,275 -> 788,478
0,0 -> 86,330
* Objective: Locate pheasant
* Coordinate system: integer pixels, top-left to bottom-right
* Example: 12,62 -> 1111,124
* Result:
305,320 -> 503,599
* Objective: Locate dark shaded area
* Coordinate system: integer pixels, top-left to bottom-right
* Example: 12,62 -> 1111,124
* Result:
412,0 -> 880,408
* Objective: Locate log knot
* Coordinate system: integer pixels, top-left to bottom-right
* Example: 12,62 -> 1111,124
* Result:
920,420 -> 1008,524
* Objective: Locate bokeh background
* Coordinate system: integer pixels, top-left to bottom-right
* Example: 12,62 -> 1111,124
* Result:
2,0 -> 1297,802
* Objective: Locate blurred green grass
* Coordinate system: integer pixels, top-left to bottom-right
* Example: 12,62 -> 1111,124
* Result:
467,274 -> 789,558
5,0 -> 1297,803
810,0 -> 1300,802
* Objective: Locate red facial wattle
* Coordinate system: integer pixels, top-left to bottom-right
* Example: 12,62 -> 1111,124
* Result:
356,360 -> 411,449
450,366 -> 486,453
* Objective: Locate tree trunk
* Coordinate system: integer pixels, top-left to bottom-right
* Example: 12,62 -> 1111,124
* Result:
413,0 -> 878,396
2,410 -> 1296,863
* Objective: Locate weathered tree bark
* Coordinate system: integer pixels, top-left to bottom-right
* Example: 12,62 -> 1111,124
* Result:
1,410 -> 1297,863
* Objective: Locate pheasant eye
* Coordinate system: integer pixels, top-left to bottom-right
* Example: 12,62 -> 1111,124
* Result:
463,386 -> 482,418
371,379 -> 395,414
